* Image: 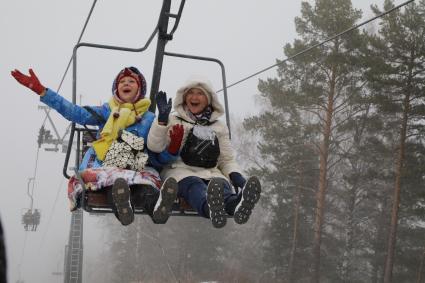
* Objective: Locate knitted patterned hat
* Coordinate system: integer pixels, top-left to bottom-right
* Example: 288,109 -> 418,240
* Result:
112,66 -> 147,102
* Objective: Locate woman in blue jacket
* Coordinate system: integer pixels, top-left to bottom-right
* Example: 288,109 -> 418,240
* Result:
11,67 -> 183,226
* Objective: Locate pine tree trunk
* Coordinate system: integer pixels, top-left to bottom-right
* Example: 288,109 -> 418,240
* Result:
312,66 -> 335,283
288,162 -> 303,282
341,181 -> 357,282
383,92 -> 410,283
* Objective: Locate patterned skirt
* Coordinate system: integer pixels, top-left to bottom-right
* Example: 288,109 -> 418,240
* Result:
67,166 -> 161,211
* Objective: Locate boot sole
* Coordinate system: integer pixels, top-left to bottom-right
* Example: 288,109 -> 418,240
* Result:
112,178 -> 134,226
152,177 -> 178,224
207,178 -> 227,228
234,176 -> 261,224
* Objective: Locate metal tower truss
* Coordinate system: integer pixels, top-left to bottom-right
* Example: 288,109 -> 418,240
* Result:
64,209 -> 83,283
37,105 -> 73,153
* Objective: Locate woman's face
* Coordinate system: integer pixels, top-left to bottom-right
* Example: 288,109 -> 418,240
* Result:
184,88 -> 209,114
117,76 -> 139,103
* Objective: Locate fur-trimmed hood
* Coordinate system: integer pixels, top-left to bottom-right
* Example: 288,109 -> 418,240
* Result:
173,77 -> 225,122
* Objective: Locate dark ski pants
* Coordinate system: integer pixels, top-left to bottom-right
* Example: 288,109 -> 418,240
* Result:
177,176 -> 240,218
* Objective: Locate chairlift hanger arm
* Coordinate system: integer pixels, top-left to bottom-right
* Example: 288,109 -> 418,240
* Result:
64,0 -> 176,179
72,26 -> 158,58
71,25 -> 159,99
63,124 -> 77,179
65,25 -> 159,178
63,0 -> 187,179
149,0 -> 176,112
167,0 -> 186,37
27,178 -> 34,210
164,51 -> 232,138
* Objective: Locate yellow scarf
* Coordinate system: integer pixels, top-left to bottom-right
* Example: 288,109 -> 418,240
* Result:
92,97 -> 151,160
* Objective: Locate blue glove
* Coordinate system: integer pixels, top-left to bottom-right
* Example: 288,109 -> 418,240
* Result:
229,172 -> 246,192
156,91 -> 172,124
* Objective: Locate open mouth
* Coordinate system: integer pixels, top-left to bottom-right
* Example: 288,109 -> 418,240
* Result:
189,101 -> 200,107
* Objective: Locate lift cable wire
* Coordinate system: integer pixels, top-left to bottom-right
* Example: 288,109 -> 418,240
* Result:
37,177 -> 65,253
17,1 -> 98,279
217,0 -> 416,93
30,148 -> 41,204
56,0 -> 98,94
32,0 -> 98,254
31,0 -> 98,207
29,0 -> 98,213
40,0 -> 98,141
17,147 -> 41,281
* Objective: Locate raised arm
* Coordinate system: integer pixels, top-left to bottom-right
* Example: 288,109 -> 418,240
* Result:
11,68 -> 103,126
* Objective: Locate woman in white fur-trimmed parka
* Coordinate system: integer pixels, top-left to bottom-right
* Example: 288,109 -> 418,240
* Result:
147,77 -> 261,228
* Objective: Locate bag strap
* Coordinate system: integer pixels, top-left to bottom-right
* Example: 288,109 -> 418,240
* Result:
82,106 -> 105,140
83,106 -> 106,124
176,116 -> 217,126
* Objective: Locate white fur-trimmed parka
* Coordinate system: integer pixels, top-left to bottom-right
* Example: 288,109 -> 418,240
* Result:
147,78 -> 242,182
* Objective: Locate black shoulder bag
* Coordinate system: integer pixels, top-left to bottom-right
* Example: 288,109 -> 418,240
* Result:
180,122 -> 220,168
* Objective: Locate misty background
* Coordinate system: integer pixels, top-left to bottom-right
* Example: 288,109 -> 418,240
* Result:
0,0 -> 420,282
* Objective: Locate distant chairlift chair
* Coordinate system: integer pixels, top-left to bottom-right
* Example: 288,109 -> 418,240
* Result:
22,209 -> 41,231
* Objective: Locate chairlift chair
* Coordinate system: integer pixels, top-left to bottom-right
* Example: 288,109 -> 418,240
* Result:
22,178 -> 41,231
62,0 -> 232,217
21,208 -> 41,231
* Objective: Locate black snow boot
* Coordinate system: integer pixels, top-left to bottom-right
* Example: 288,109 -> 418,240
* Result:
152,177 -> 178,224
234,176 -> 261,224
206,178 -> 227,228
111,178 -> 134,226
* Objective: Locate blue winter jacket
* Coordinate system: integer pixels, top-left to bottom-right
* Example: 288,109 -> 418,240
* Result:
40,88 -> 177,171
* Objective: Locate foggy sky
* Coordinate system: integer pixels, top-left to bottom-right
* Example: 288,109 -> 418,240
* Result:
0,1 -> 397,282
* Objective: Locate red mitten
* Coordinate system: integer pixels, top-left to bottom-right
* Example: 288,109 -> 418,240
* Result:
168,124 -> 184,155
11,68 -> 46,95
